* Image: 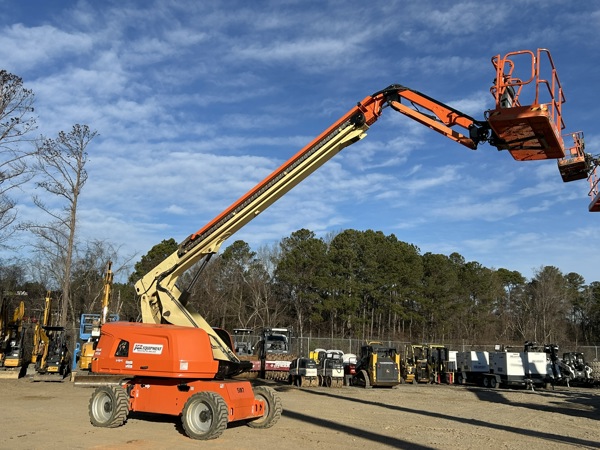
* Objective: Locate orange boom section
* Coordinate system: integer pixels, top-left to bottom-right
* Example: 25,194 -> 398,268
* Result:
486,49 -> 566,161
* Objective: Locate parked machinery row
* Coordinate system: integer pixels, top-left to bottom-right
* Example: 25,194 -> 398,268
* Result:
227,333 -> 598,391
454,342 -> 600,390
285,339 -> 600,391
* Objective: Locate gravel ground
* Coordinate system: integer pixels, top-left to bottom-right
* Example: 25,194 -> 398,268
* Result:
0,376 -> 599,449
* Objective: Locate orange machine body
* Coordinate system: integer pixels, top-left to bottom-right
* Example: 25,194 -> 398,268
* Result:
127,377 -> 264,420
90,322 -> 265,421
91,321 -> 220,378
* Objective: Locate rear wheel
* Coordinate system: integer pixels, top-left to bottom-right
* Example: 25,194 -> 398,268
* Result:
247,386 -> 282,429
490,376 -> 497,389
325,376 -> 332,387
483,376 -> 490,388
88,385 -> 129,428
181,392 -> 228,440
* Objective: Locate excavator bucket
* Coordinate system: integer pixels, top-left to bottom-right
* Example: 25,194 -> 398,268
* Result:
557,132 -> 588,182
486,49 -> 566,161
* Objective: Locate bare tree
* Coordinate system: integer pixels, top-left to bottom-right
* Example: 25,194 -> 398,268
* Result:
510,266 -> 568,343
0,70 -> 36,244
71,239 -> 134,320
24,124 -> 97,328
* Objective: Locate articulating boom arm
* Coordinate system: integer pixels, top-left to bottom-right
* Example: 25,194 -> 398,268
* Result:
133,84 -> 494,366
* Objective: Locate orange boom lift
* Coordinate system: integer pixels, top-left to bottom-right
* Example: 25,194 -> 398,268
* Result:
80,49 -> 587,441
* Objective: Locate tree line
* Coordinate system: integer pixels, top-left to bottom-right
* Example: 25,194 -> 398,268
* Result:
126,228 -> 600,348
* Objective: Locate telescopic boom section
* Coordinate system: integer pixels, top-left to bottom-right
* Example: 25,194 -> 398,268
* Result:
133,84 -> 488,367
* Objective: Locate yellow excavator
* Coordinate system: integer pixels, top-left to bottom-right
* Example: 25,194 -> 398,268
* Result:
0,300 -> 27,378
75,261 -> 115,373
30,293 -> 51,369
32,292 -> 71,381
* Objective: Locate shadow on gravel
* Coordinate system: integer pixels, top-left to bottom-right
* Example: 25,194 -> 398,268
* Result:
282,408 -> 435,449
293,387 -> 600,449
470,386 -> 600,420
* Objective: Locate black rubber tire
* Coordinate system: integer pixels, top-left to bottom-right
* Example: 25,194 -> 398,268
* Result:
325,376 -> 332,387
359,369 -> 372,389
490,376 -> 497,389
181,391 -> 228,440
88,385 -> 129,428
247,386 -> 282,429
483,376 -> 490,388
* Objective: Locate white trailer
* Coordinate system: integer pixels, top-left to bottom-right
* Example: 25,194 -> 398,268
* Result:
483,350 -> 551,389
455,351 -> 489,385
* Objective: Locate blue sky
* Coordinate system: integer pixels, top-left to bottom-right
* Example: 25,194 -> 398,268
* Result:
1,0 -> 599,283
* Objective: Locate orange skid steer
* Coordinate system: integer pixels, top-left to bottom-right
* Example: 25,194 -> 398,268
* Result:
82,322 -> 281,440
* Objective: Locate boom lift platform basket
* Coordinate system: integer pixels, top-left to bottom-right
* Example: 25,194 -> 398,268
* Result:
486,49 -> 567,161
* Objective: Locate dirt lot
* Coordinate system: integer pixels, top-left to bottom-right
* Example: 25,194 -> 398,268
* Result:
0,376 -> 599,450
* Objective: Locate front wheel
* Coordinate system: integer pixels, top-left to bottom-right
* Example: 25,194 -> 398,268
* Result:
247,386 -> 282,429
354,369 -> 372,388
88,385 -> 129,428
181,392 -> 228,440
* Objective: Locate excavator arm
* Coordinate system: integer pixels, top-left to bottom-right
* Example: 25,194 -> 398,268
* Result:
133,84 -> 496,367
